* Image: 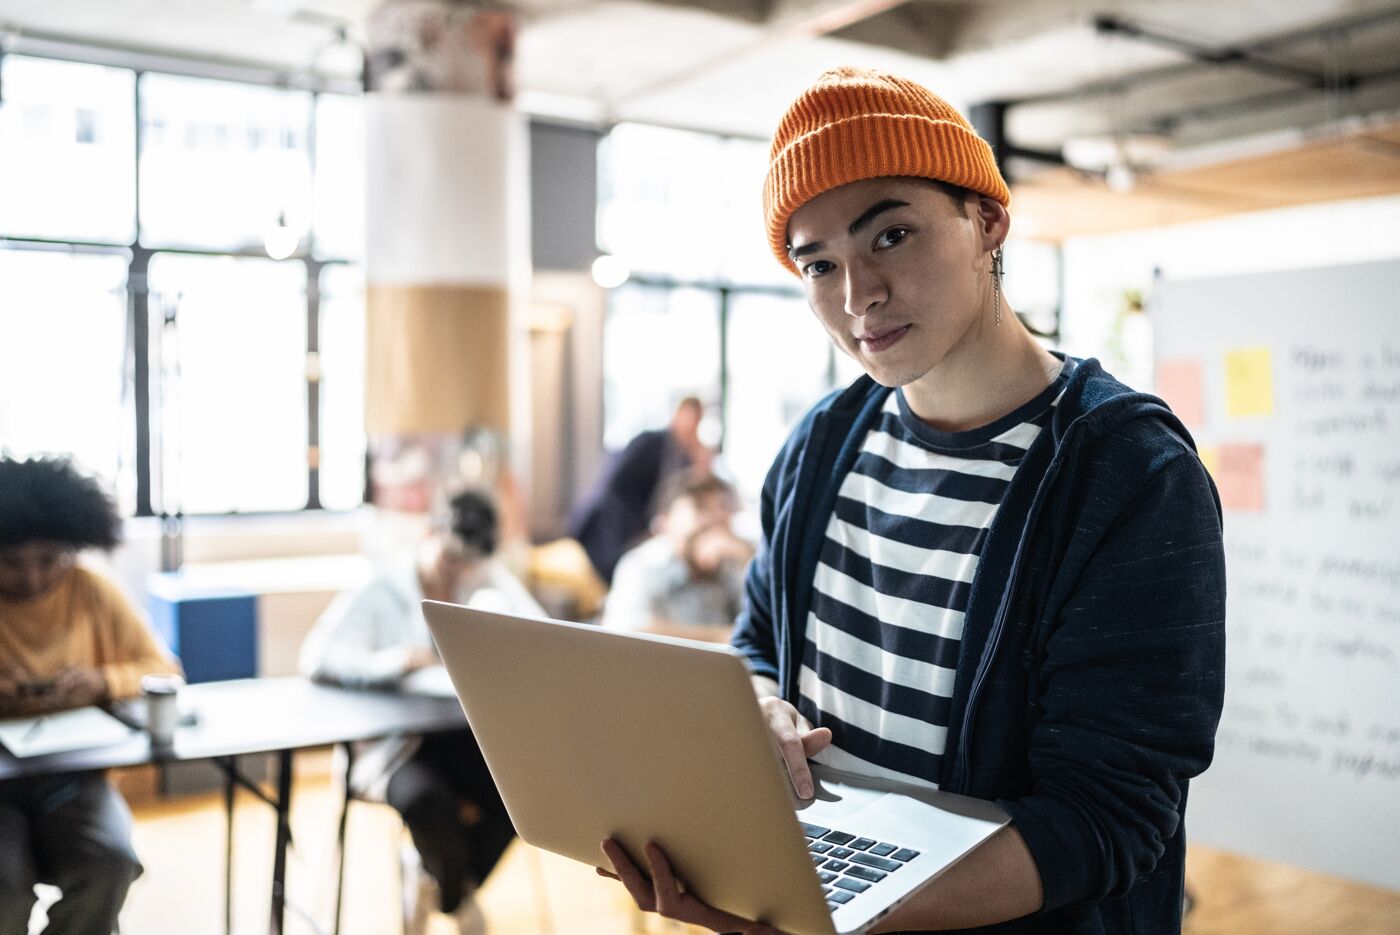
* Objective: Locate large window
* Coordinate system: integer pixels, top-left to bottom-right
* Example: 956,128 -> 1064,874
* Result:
724,293 -> 832,500
318,263 -> 368,510
0,56 -> 136,243
149,255 -> 309,514
0,52 -> 365,516
0,249 -> 134,509
597,123 -> 829,501
598,124 -> 788,289
139,74 -> 314,252
602,285 -> 723,451
312,94 -> 365,262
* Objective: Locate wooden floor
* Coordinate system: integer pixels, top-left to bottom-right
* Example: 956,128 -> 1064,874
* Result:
104,752 -> 1400,934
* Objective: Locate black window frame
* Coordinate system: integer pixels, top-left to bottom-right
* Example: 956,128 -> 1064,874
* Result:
0,37 -> 365,519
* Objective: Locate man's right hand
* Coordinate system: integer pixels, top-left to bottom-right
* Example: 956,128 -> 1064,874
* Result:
757,695 -> 832,800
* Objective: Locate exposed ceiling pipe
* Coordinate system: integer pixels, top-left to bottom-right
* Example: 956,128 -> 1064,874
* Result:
1009,7 -> 1400,107
1144,67 -> 1400,136
1092,13 -> 1353,92
992,8 -> 1400,187
606,0 -> 914,110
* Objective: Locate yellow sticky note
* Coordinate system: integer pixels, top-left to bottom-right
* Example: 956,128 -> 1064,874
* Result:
1224,347 -> 1274,418
1199,446 -> 1220,478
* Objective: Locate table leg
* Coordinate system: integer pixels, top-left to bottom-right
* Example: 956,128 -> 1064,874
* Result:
333,743 -> 355,935
224,757 -> 236,935
270,748 -> 294,935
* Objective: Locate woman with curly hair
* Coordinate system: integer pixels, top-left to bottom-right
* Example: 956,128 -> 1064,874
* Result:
0,456 -> 180,935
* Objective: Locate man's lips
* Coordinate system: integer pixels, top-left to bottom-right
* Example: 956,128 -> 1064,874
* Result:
856,324 -> 911,352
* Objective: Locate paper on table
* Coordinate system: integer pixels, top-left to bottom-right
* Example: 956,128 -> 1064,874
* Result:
0,706 -> 136,758
400,665 -> 457,698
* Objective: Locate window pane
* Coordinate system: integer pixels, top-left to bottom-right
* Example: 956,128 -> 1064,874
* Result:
313,93 -> 365,261
139,74 -> 312,252
598,123 -> 786,287
149,254 -> 307,513
0,249 -> 133,508
319,264 -> 366,510
603,285 -> 721,450
716,138 -> 792,288
725,293 -> 832,501
0,56 -> 136,243
1002,237 -> 1062,337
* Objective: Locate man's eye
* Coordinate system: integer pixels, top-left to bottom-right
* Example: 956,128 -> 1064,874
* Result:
803,260 -> 833,278
876,227 -> 909,248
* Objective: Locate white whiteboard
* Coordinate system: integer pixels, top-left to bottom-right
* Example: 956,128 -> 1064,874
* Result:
1153,259 -> 1400,890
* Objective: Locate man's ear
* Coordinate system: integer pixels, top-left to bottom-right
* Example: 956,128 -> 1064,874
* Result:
974,195 -> 1011,253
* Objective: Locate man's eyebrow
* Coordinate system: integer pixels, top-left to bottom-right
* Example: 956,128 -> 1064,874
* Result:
788,198 -> 913,261
849,198 -> 911,236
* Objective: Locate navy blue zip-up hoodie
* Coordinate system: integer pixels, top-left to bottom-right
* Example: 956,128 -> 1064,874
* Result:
731,357 -> 1226,935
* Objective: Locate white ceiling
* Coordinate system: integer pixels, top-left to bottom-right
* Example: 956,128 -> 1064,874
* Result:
3,0 -> 1399,179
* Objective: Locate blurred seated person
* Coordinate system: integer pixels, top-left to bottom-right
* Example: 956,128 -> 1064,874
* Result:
0,456 -> 181,935
568,396 -> 713,584
601,474 -> 754,643
299,490 -> 542,935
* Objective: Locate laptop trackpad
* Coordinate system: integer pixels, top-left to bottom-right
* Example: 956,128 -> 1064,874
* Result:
795,766 -> 1008,853
793,774 -> 889,824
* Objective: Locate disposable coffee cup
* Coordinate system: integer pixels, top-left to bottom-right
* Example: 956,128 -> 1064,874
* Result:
141,674 -> 183,747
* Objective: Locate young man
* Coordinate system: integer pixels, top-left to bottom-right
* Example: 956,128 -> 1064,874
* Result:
603,67 -> 1226,935
300,489 -> 541,935
0,456 -> 181,935
601,473 -> 754,642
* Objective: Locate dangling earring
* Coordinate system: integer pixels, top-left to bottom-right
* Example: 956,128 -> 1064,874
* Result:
991,247 -> 1005,327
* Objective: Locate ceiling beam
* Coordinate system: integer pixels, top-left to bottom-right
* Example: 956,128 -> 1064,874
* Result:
824,3 -> 968,59
606,0 -> 915,109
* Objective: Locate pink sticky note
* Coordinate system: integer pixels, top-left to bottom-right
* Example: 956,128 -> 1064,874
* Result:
1156,359 -> 1205,427
1215,443 -> 1265,512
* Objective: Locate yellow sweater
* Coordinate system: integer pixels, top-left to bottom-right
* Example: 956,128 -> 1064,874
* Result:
0,565 -> 180,699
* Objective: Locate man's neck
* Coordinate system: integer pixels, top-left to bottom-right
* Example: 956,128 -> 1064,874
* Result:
900,309 -> 1062,433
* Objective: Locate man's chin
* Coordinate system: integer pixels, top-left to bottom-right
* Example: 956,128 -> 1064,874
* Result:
861,362 -> 920,389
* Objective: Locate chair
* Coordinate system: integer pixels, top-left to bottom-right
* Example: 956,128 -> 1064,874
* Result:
329,742 -> 407,935
329,742 -> 556,934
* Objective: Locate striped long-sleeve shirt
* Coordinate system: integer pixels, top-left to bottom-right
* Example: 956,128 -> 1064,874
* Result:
798,361 -> 1072,788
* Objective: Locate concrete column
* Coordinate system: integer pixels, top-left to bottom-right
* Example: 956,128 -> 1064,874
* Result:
362,0 -> 530,460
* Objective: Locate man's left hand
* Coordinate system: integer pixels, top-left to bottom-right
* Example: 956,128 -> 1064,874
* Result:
598,838 -> 788,935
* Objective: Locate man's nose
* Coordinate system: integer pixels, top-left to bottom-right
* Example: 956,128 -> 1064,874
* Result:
843,260 -> 885,318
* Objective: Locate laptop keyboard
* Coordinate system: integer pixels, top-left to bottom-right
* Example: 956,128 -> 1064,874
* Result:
800,822 -> 920,911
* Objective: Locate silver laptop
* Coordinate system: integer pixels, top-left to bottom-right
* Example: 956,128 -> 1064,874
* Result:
423,601 -> 1008,935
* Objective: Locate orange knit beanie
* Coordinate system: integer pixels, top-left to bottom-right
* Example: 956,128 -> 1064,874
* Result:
763,66 -> 1010,274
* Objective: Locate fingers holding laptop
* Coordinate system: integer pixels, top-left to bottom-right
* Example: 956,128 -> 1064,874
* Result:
599,838 -> 785,934
758,696 -> 832,799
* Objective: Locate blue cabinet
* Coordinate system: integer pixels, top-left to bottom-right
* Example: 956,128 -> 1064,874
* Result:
146,573 -> 258,683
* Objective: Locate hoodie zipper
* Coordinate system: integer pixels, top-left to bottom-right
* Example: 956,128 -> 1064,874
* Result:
946,391 -> 1176,789
949,425 -> 1076,792
948,392 -> 1184,790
